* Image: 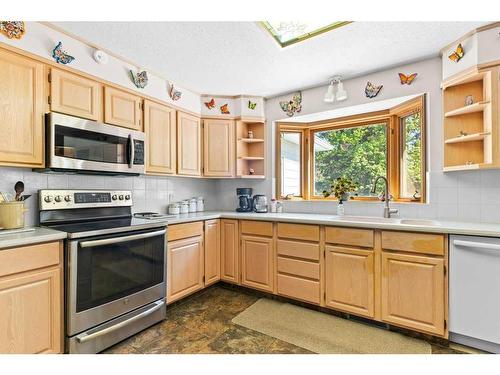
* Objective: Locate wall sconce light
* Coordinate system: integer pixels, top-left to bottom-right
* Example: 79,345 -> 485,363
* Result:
323,76 -> 348,103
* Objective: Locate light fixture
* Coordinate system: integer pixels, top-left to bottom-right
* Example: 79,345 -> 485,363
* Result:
323,76 -> 347,103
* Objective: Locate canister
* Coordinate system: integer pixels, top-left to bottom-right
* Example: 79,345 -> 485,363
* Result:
0,201 -> 27,229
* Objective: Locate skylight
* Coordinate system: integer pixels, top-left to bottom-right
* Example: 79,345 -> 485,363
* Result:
261,21 -> 351,48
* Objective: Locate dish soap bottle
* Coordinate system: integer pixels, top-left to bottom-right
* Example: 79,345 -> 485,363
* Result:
337,201 -> 345,216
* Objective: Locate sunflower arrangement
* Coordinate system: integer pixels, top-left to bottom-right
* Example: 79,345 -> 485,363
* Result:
322,177 -> 358,203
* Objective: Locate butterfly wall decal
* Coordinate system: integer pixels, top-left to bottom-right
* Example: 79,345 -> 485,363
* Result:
220,103 -> 230,115
204,98 -> 215,110
448,43 -> 464,63
279,91 -> 302,117
399,73 -> 418,85
130,70 -> 148,89
168,83 -> 182,101
52,42 -> 75,65
365,82 -> 383,98
0,21 -> 25,39
248,100 -> 257,110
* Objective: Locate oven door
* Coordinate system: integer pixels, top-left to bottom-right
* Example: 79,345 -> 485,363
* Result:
48,112 -> 145,175
67,227 -> 166,336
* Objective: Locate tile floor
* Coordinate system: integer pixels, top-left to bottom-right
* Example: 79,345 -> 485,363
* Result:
103,285 -> 463,354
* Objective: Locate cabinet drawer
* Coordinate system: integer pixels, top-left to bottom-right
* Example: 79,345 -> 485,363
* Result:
277,239 -> 320,261
277,274 -> 320,305
277,257 -> 319,280
0,242 -> 60,278
240,220 -> 273,237
168,221 -> 203,241
381,231 -> 444,256
325,227 -> 374,248
277,223 -> 319,242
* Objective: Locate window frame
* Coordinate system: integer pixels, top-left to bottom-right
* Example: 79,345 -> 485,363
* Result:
275,95 -> 426,203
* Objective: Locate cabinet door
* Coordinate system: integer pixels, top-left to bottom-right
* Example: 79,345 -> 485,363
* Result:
0,49 -> 44,167
144,100 -> 176,174
50,68 -> 102,121
325,246 -> 375,318
381,252 -> 445,336
0,268 -> 62,353
104,86 -> 142,130
241,235 -> 274,293
167,235 -> 204,304
221,219 -> 239,284
203,119 -> 235,177
204,219 -> 221,286
177,111 -> 202,176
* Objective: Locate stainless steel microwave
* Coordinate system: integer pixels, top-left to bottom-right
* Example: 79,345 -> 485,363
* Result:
40,112 -> 145,175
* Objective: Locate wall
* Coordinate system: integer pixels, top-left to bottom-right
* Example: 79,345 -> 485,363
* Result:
217,56 -> 500,224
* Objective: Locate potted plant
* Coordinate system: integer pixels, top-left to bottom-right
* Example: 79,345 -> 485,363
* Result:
322,177 -> 358,216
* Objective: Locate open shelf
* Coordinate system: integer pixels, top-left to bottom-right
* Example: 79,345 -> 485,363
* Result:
442,70 -> 487,90
238,138 -> 264,143
445,132 -> 490,144
238,174 -> 266,179
238,156 -> 264,160
236,119 -> 265,178
444,101 -> 489,117
443,164 -> 481,172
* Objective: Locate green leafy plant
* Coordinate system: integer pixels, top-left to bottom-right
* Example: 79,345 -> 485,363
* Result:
322,176 -> 358,203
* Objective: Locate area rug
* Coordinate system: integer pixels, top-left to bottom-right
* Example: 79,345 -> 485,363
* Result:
232,298 -> 431,354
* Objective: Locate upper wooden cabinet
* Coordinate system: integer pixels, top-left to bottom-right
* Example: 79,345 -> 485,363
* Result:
50,68 -> 102,121
177,111 -> 202,176
381,251 -> 445,336
0,49 -> 44,167
144,100 -> 176,174
104,86 -> 142,130
204,219 -> 221,286
221,219 -> 239,284
203,119 -> 235,177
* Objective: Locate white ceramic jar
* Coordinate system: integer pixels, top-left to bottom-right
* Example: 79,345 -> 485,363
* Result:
168,203 -> 180,215
189,198 -> 197,213
196,197 -> 204,212
180,200 -> 189,214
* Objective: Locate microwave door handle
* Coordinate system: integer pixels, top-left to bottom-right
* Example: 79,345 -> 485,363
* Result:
79,229 -> 166,248
76,300 -> 165,343
128,134 -> 135,168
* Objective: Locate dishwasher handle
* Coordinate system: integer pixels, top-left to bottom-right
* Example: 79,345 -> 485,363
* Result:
453,239 -> 500,253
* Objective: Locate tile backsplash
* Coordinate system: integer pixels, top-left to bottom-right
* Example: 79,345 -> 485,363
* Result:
0,167 -> 218,226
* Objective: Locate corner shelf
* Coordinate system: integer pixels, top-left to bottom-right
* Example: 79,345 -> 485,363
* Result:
444,132 -> 490,144
444,101 -> 489,117
238,174 -> 266,179
236,119 -> 266,178
443,164 -> 481,172
238,156 -> 264,160
238,138 -> 264,143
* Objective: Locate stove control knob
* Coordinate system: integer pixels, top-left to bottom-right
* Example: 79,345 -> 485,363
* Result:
44,195 -> 53,203
125,194 -> 131,200
112,195 -> 118,201
55,195 -> 62,202
64,195 -> 72,202
119,195 -> 124,200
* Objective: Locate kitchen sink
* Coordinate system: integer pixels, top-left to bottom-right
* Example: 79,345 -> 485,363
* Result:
336,215 -> 401,224
399,219 -> 440,226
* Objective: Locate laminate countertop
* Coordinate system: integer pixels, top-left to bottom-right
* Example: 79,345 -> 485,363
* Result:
3,211 -> 500,249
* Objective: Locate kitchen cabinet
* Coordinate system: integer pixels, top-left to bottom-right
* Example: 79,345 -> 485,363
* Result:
104,86 -> 142,130
0,241 -> 62,354
203,119 -> 235,177
325,246 -> 375,318
50,68 -> 102,121
144,100 -> 176,174
381,251 -> 445,336
204,219 -> 221,286
167,235 -> 204,304
241,235 -> 274,293
221,219 -> 239,284
0,49 -> 44,167
177,111 -> 202,176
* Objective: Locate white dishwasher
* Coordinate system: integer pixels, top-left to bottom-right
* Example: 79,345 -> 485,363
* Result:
450,234 -> 500,353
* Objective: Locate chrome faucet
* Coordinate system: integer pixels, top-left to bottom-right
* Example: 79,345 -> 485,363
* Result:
371,176 -> 398,218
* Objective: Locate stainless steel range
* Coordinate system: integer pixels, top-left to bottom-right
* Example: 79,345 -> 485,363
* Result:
39,189 -> 167,354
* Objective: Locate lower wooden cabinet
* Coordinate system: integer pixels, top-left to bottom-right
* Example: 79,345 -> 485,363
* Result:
221,219 -> 240,284
167,235 -> 204,304
325,245 -> 375,318
381,251 -> 445,336
204,219 -> 221,286
241,235 -> 274,293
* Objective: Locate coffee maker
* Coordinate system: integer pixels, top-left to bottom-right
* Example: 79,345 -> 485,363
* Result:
236,188 -> 253,212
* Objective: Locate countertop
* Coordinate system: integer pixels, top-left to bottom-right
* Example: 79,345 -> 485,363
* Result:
0,227 -> 68,250
3,210 -> 500,250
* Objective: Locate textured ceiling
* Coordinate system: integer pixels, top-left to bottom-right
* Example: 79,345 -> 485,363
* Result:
53,21 -> 485,97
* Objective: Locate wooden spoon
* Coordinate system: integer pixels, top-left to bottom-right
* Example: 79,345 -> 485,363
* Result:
14,181 -> 24,201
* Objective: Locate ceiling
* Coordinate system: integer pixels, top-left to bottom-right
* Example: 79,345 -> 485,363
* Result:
52,21 -> 486,97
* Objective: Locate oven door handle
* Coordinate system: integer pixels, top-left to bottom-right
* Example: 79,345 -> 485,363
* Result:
76,300 -> 165,344
128,134 -> 135,168
79,229 -> 166,248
